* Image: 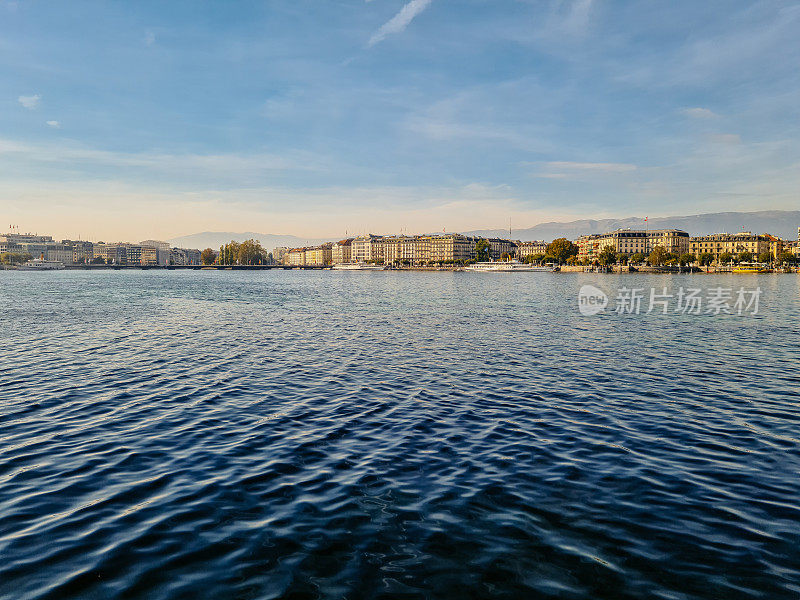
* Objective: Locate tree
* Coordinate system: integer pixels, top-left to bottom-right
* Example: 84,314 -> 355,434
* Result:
1,252 -> 33,265
758,251 -> 773,264
777,250 -> 795,265
719,252 -> 734,265
648,246 -> 669,266
678,253 -> 695,266
475,239 -> 491,262
522,253 -> 545,264
238,239 -> 266,265
597,245 -> 617,266
698,252 -> 714,266
739,251 -> 753,263
201,248 -> 216,265
546,238 -> 579,264
630,252 -> 646,265
91,256 -> 105,264
219,241 -> 241,265
616,253 -> 628,265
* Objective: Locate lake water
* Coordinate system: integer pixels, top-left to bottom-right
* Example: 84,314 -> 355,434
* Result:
1,270 -> 799,599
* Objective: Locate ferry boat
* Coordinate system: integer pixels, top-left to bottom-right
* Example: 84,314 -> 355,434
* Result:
332,263 -> 388,271
466,260 -> 554,272
18,256 -> 65,271
732,262 -> 771,274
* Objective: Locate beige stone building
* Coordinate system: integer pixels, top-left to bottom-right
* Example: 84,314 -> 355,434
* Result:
331,233 -> 514,265
689,232 -> 779,262
284,248 -> 306,266
305,243 -> 332,265
516,241 -> 548,259
351,235 -> 384,263
577,229 -> 689,261
331,239 -> 353,264
417,234 -> 477,263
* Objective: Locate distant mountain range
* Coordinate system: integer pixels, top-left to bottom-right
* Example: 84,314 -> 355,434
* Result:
168,211 -> 800,249
464,210 -> 800,241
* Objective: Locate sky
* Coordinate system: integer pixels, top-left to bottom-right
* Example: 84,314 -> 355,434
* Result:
1,0 -> 799,241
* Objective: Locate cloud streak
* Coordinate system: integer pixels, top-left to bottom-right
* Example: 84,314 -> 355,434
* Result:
18,94 -> 41,109
682,107 -> 718,119
368,0 -> 433,47
546,161 -> 637,173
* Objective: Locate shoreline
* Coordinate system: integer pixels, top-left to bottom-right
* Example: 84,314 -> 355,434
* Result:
3,264 -> 798,274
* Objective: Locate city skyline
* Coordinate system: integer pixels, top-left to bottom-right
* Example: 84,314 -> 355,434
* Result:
3,1 -> 800,240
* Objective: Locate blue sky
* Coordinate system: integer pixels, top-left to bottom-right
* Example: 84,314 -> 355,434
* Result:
2,0 -> 799,240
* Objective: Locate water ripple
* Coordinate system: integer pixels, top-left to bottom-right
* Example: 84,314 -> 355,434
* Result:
1,270 -> 799,599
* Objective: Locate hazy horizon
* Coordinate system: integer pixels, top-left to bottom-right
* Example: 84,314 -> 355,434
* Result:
3,1 -> 799,240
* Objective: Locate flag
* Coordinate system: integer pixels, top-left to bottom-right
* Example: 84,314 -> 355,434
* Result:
644,216 -> 648,222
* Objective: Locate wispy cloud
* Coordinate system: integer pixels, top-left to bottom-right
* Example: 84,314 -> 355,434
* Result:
46,120 -> 60,128
561,0 -> 595,36
682,107 -> 718,119
368,0 -> 433,47
546,161 -> 637,173
0,137 -> 329,177
144,30 -> 156,46
18,94 -> 41,109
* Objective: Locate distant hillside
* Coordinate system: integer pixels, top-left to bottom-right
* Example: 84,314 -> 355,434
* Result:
169,211 -> 800,249
167,231 -> 328,250
465,211 -> 800,241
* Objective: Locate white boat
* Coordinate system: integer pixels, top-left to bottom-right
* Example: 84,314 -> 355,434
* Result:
332,263 -> 388,270
18,257 -> 65,271
466,260 -> 553,272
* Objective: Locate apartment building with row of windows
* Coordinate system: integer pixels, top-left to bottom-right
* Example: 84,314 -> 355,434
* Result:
689,232 -> 784,262
1,233 -> 200,266
284,243 -> 333,266
577,229 -> 691,261
283,234 -> 520,266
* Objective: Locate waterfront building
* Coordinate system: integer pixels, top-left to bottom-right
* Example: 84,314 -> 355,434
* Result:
284,248 -> 307,266
380,236 -> 422,265
689,232 -> 778,262
577,229 -> 689,261
94,243 -> 127,265
351,235 -> 384,263
140,240 -> 171,266
304,243 -> 333,265
272,247 -> 289,263
486,238 -> 517,259
516,241 -> 549,259
417,234 -> 477,263
63,240 -> 94,264
45,244 -> 74,265
575,234 -> 602,262
167,247 -> 201,265
332,239 -> 353,264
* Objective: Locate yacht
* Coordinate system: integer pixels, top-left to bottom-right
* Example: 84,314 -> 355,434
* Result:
466,260 -> 553,272
332,263 -> 388,270
18,257 -> 65,271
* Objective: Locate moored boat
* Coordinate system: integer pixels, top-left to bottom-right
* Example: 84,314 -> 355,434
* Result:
732,262 -> 771,273
18,257 -> 65,271
332,263 -> 388,270
465,260 -> 554,272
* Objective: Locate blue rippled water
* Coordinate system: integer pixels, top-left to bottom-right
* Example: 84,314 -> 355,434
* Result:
1,270 -> 799,599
